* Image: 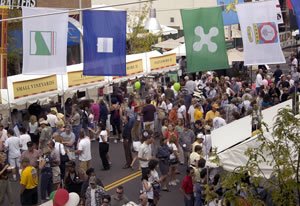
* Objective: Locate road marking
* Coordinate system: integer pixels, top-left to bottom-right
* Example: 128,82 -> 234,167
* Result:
105,171 -> 141,191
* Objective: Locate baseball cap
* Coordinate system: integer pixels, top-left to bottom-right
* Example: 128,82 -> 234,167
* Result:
196,133 -> 204,139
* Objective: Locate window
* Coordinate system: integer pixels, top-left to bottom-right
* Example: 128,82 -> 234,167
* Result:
170,17 -> 174,23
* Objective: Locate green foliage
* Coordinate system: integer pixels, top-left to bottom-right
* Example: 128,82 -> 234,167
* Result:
221,107 -> 300,205
126,3 -> 160,54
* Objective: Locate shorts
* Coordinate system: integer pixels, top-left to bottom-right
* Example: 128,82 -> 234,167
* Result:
79,160 -> 90,173
52,166 -> 61,184
8,157 -> 20,168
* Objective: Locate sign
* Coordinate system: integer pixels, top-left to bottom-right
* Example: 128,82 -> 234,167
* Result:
150,53 -> 177,71
68,71 -> 105,87
13,75 -> 57,99
113,59 -> 143,79
0,0 -> 35,9
36,0 -> 90,9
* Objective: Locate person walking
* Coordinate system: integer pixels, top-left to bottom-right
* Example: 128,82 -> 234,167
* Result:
4,129 -> 21,181
90,123 -> 110,170
138,131 -> 154,177
122,116 -> 134,169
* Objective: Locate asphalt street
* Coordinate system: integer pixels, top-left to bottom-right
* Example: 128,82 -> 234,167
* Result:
2,138 -> 185,206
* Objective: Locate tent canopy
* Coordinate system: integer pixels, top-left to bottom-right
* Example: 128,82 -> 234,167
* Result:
153,39 -> 182,49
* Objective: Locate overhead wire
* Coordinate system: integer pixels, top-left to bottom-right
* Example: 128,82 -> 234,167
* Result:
0,0 -> 157,22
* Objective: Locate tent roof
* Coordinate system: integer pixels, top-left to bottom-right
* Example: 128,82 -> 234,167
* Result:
153,39 -> 181,49
150,25 -> 178,36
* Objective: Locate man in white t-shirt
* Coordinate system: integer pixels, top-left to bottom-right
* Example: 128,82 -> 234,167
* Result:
138,130 -> 153,176
4,129 -> 21,180
290,54 -> 298,73
76,130 -> 91,172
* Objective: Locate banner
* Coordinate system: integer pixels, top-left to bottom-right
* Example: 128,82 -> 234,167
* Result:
217,0 -> 244,25
22,7 -> 68,75
150,53 -> 176,71
236,1 -> 285,65
83,10 -> 126,76
13,75 -> 57,99
181,7 -> 229,72
68,71 -> 105,87
113,59 -> 144,79
291,0 -> 300,29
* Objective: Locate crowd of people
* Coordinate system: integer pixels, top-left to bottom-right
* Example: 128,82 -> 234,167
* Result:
0,54 -> 298,206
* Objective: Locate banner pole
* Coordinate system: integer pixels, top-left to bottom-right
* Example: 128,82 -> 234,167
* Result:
61,75 -> 66,117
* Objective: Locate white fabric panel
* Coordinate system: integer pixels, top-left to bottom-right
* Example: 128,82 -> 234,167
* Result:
211,115 -> 252,153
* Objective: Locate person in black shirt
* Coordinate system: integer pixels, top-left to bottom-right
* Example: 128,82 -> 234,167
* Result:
273,64 -> 282,84
64,161 -> 84,195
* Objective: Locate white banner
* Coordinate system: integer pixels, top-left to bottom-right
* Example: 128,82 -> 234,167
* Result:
22,7 -> 68,75
236,1 -> 285,65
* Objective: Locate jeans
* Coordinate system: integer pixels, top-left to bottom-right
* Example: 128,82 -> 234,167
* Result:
40,167 -> 52,200
72,124 -> 82,144
184,194 -> 194,206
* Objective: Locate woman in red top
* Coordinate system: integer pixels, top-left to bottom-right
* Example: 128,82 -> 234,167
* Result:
163,124 -> 178,143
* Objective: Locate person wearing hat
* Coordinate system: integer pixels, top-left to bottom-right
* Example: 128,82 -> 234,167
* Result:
138,130 -> 154,177
39,119 -> 52,153
20,157 -> 38,206
205,103 -> 220,122
192,133 -> 204,153
20,141 -> 40,169
85,176 -> 107,206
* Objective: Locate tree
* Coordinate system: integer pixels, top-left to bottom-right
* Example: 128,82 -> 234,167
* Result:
221,107 -> 300,205
126,3 -> 160,54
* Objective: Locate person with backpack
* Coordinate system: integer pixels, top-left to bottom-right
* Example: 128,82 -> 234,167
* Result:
156,138 -> 171,191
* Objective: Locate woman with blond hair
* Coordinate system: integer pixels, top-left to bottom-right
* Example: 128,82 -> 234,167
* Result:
28,115 -> 39,148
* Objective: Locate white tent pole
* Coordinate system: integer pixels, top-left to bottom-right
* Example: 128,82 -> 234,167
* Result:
61,75 -> 66,116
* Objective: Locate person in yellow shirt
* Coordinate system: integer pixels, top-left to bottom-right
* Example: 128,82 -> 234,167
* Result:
194,103 -> 203,121
20,157 -> 38,205
205,103 -> 220,122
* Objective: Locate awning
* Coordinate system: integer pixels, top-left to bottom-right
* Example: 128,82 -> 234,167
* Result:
227,48 -> 244,65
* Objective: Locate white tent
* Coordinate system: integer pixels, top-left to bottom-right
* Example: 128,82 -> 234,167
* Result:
153,39 -> 182,50
164,43 -> 186,56
149,25 -> 178,36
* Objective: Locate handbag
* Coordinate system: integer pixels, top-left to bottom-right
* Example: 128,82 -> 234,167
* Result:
152,181 -> 161,197
59,144 -> 70,163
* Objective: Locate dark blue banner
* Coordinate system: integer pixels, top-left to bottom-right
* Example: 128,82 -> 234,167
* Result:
83,10 -> 126,76
291,0 -> 300,30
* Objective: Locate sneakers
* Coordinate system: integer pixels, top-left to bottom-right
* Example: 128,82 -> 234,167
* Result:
114,139 -> 118,143
120,139 -> 124,143
175,179 -> 180,183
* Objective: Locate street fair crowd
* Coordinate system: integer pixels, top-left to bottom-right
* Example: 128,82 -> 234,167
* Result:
0,55 -> 299,206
